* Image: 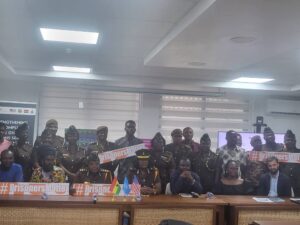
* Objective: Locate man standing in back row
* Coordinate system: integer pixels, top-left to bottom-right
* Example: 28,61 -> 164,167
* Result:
261,127 -> 284,152
115,120 -> 143,183
216,130 -> 247,178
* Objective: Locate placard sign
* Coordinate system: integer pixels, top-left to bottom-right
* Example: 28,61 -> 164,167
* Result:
249,151 -> 300,164
72,183 -> 139,196
0,182 -> 69,196
98,143 -> 146,164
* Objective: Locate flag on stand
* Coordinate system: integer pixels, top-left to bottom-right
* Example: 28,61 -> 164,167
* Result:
109,177 -> 117,192
123,176 -> 131,196
109,177 -> 121,195
131,175 -> 141,196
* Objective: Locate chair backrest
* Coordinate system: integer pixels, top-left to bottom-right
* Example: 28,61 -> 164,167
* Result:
165,183 -> 172,195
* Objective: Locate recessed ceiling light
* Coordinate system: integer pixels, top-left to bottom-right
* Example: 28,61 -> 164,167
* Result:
232,77 -> 274,83
40,28 -> 99,44
188,62 -> 206,67
53,66 -> 91,73
230,36 -> 256,44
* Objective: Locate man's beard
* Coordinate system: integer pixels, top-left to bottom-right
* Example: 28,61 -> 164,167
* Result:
270,169 -> 278,175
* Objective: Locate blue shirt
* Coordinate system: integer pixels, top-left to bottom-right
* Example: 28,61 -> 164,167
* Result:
0,163 -> 24,182
268,171 -> 279,197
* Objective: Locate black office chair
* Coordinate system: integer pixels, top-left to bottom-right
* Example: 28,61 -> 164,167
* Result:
159,219 -> 193,225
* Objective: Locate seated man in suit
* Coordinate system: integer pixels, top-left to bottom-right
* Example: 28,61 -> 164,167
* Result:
257,156 -> 291,197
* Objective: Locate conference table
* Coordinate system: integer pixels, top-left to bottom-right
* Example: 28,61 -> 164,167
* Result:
251,221 -> 300,225
1,195 -> 300,225
221,195 -> 300,225
0,195 -> 226,225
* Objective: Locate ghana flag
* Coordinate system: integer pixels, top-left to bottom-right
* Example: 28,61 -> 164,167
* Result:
109,177 -> 121,195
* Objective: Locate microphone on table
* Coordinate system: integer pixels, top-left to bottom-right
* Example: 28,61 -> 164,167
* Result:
190,192 -> 200,198
92,193 -> 97,204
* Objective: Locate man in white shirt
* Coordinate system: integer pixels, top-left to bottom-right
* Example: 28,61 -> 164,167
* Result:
257,156 -> 291,197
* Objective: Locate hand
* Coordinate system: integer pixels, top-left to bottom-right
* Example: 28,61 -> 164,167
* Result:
180,171 -> 188,178
185,171 -> 194,181
141,186 -> 154,195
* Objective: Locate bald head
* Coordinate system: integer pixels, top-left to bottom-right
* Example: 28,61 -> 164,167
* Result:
1,150 -> 14,169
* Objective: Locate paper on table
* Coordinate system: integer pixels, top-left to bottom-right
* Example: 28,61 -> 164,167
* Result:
253,197 -> 273,203
179,193 -> 193,198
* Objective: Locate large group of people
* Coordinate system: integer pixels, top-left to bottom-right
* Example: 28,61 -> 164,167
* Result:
0,119 -> 299,198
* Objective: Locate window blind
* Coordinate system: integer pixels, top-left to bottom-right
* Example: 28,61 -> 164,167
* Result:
38,84 -> 140,142
160,95 -> 250,149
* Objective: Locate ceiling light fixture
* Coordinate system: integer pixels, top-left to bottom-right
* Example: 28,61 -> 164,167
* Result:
53,66 -> 91,73
232,77 -> 274,83
40,28 -> 99,44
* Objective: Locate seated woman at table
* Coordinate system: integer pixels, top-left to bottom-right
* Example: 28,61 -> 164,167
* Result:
213,160 -> 253,195
170,157 -> 203,195
75,154 -> 112,184
30,145 -> 65,183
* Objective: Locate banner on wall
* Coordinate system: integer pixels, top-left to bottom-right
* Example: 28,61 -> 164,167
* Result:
249,151 -> 300,164
0,101 -> 37,145
77,129 -> 97,148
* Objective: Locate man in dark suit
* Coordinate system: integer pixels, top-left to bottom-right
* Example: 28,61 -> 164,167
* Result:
257,156 -> 291,197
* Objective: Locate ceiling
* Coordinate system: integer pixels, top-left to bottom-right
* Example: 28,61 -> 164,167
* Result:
1,0 -> 300,96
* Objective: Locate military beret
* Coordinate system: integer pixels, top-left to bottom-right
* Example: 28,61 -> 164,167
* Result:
135,149 -> 150,160
96,126 -> 108,133
15,123 -> 28,137
46,119 -> 58,127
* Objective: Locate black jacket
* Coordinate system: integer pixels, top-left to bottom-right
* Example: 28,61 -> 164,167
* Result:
257,172 -> 291,197
170,170 -> 203,194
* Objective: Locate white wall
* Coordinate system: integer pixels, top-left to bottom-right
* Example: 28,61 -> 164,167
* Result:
0,79 -> 40,102
0,78 -> 41,139
251,95 -> 300,144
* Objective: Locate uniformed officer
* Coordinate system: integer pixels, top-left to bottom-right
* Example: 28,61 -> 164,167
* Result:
191,133 -> 219,193
57,125 -> 86,183
165,129 -> 192,168
32,119 -> 64,168
75,154 -> 112,184
128,149 -> 161,195
11,123 -> 33,181
149,132 -> 175,193
86,126 -> 118,175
